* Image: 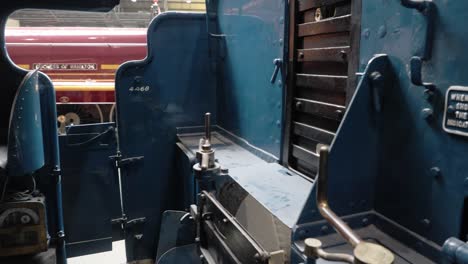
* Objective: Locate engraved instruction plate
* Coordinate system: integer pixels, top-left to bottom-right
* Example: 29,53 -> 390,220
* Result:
443,86 -> 468,136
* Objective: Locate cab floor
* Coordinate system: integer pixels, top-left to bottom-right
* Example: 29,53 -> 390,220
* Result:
68,240 -> 126,264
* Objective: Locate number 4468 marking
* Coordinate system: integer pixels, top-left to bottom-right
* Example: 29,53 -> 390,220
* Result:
129,86 -> 150,92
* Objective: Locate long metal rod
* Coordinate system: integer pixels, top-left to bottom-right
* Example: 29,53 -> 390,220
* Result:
316,146 -> 362,247
116,159 -> 125,218
204,112 -> 211,142
55,170 -> 67,264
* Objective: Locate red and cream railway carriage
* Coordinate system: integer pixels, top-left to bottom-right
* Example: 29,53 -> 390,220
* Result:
5,27 -> 147,132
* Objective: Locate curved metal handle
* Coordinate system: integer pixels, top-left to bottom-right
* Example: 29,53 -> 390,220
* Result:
310,146 -> 395,264
401,0 -> 436,91
317,146 -> 362,246
305,238 -> 355,263
401,0 -> 430,12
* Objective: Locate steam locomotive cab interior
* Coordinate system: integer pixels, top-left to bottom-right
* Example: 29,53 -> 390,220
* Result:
0,0 -> 467,264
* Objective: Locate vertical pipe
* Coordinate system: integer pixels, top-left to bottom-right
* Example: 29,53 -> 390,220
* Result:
54,167 -> 67,264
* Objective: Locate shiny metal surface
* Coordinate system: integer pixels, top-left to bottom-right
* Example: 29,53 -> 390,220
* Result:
215,0 -> 285,157
304,238 -> 355,264
315,146 -> 394,264
317,146 -> 361,247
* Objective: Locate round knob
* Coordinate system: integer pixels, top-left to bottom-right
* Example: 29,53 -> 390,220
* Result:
354,242 -> 394,264
304,238 -> 322,258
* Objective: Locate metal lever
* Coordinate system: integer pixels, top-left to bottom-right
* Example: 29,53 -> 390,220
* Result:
270,58 -> 283,83
305,146 -> 395,264
204,112 -> 211,144
305,238 -> 355,263
317,146 -> 362,247
194,112 -> 218,171
200,113 -> 213,170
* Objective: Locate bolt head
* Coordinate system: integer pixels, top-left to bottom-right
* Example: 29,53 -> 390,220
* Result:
421,218 -> 431,228
424,89 -> 434,101
297,229 -> 306,238
422,108 -> 434,120
362,217 -> 369,226
340,50 -> 347,60
430,167 -> 441,179
295,101 -> 303,110
320,225 -> 329,233
370,71 -> 382,81
448,105 -> 455,114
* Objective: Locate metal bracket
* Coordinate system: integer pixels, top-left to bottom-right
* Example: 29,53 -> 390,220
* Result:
112,216 -> 147,242
401,0 -> 436,91
109,152 -> 144,168
410,56 -> 435,91
369,71 -> 384,113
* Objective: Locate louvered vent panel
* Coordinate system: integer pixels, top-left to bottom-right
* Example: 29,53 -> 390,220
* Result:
286,0 -> 359,179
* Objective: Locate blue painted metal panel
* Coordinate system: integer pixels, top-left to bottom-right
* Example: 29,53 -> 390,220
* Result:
292,55 -> 445,263
59,123 -> 118,257
296,55 -> 391,225
155,210 -> 196,262
229,163 -> 311,228
214,0 -> 286,157
359,0 -> 468,245
7,70 -> 45,177
115,12 -> 216,260
37,72 -> 67,263
179,130 -> 311,228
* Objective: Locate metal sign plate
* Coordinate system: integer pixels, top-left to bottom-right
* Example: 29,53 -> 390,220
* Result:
33,63 -> 97,71
443,86 -> 468,136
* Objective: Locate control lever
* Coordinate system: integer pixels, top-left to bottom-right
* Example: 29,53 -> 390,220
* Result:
196,113 -> 216,170
204,112 -> 211,144
193,113 -> 220,190
305,146 -> 395,264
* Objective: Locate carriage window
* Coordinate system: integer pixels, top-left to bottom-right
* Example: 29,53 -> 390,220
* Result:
6,0 -> 206,134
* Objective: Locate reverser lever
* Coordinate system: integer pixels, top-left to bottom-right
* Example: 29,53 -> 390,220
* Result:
304,146 -> 395,264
